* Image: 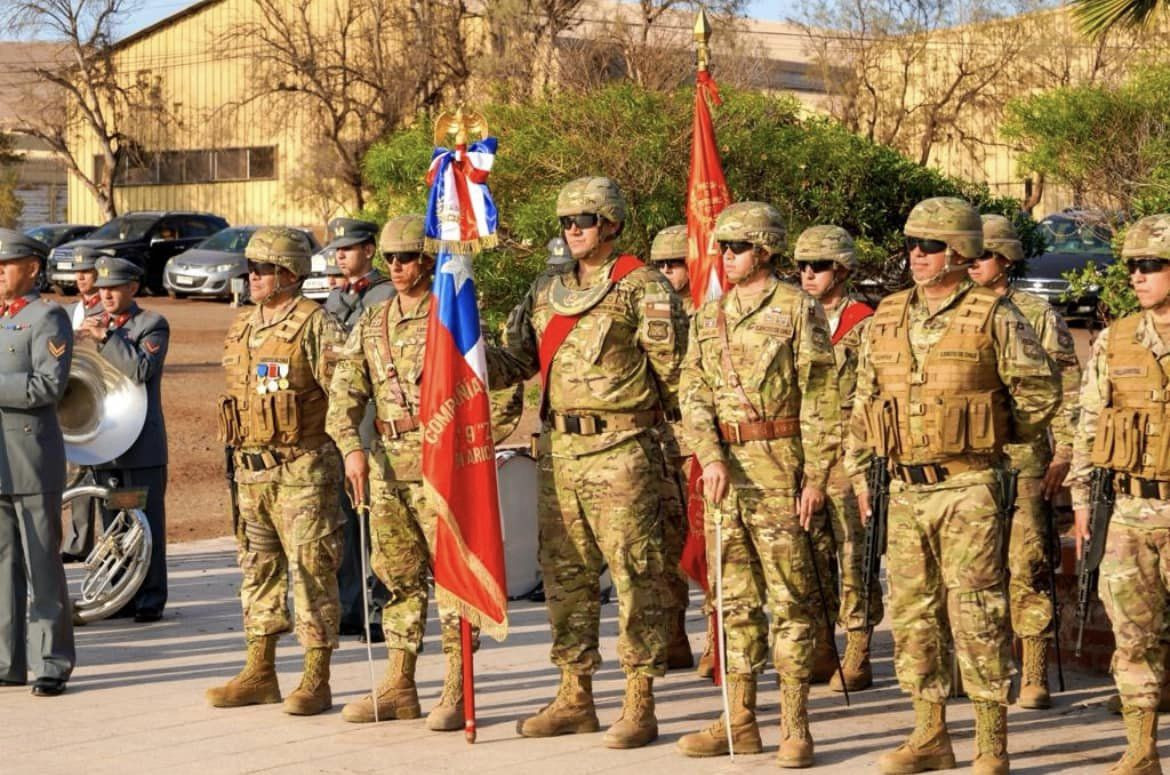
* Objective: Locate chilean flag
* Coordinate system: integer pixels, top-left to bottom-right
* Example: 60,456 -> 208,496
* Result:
424,138 -> 500,255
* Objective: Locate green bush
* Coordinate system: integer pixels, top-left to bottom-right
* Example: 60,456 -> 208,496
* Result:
363,83 -> 1031,327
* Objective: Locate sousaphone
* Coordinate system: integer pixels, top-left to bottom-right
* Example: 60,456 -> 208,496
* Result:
58,340 -> 152,623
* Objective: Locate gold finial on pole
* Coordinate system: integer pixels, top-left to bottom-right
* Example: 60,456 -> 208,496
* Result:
694,7 -> 712,73
434,105 -> 490,147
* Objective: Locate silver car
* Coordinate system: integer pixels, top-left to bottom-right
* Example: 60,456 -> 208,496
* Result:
301,248 -> 334,301
163,226 -> 320,301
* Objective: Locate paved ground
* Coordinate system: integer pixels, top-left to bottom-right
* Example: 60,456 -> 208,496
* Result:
0,538 -> 1161,774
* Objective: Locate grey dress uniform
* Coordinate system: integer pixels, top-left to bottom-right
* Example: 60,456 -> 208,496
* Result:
90,257 -> 170,618
0,229 -> 75,688
321,218 -> 397,635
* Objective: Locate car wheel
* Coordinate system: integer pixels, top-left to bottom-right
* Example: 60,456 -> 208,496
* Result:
59,286 -> 78,297
167,289 -> 188,300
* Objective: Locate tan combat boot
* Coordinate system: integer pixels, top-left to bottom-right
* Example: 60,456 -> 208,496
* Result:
971,701 -> 1009,775
602,675 -> 658,749
283,647 -> 332,715
205,634 -> 282,707
1018,637 -> 1051,709
697,616 -> 715,679
517,672 -> 600,737
426,652 -> 465,731
342,649 -> 422,722
878,699 -> 956,774
667,609 -> 695,670
1108,707 -> 1163,775
810,623 -> 837,684
676,673 -> 763,756
777,679 -> 814,768
830,629 -> 874,692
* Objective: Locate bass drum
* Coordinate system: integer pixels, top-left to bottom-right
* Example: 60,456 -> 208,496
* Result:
63,483 -> 152,623
497,447 -> 612,602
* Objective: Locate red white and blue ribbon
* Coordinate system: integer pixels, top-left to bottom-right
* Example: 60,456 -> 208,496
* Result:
424,137 -> 500,255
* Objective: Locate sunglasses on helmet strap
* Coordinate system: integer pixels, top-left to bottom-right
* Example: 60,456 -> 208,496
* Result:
384,252 -> 422,265
1126,257 -> 1170,275
656,258 -> 687,270
718,240 -> 755,255
905,236 -> 948,254
559,213 -> 601,231
247,261 -> 278,276
796,259 -> 835,274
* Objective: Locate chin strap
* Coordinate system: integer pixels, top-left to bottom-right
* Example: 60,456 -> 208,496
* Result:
915,247 -> 968,288
255,276 -> 303,306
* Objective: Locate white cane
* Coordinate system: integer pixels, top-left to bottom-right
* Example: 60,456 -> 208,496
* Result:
710,497 -> 734,762
350,487 -> 380,724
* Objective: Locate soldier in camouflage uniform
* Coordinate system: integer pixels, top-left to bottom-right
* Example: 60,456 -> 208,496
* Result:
1070,214 -> 1170,775
794,225 -> 884,692
486,177 -> 686,749
206,227 -> 347,717
849,197 -> 1060,775
648,224 -> 700,671
325,214 -> 477,731
968,213 -> 1081,709
676,203 -> 840,768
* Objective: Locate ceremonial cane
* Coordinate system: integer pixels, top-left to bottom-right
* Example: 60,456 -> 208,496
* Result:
709,497 -> 734,762
461,617 -> 476,743
348,485 -> 380,724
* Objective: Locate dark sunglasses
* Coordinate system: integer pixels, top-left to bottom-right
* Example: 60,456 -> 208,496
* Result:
247,261 -> 278,276
656,258 -> 687,270
1126,257 -> 1170,275
973,252 -> 1001,262
797,259 -> 835,274
718,240 -> 754,255
384,252 -> 421,265
559,213 -> 601,231
905,236 -> 948,254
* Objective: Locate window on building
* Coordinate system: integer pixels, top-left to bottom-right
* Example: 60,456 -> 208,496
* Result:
93,146 -> 278,187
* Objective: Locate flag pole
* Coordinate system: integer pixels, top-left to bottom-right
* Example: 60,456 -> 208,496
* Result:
461,616 -> 476,743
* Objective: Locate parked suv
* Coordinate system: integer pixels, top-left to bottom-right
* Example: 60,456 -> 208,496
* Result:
24,223 -> 97,290
163,226 -> 320,301
49,210 -> 228,294
1016,210 -> 1114,321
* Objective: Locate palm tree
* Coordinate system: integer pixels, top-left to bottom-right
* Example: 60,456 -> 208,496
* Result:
1073,0 -> 1162,36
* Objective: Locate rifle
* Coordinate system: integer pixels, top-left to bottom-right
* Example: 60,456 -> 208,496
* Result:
1042,498 -> 1066,692
862,456 -> 890,629
805,528 -> 849,707
225,445 -> 240,535
1075,467 -> 1115,657
998,468 -> 1019,570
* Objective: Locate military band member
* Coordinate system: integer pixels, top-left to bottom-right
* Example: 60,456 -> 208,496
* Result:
648,224 -> 699,671
71,247 -> 104,326
1071,214 -> 1170,775
323,248 -> 347,291
326,214 -> 476,731
487,177 -> 686,749
794,225 -> 883,692
206,227 -> 346,717
74,256 -> 171,621
676,203 -> 839,767
0,229 -> 74,697
322,218 -> 395,642
968,213 -> 1081,709
849,197 -> 1060,775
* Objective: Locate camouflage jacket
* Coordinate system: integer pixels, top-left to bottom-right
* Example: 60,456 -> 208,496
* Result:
1003,287 -> 1081,477
680,275 -> 840,491
486,255 -> 686,457
847,278 -> 1060,492
825,294 -> 872,484
326,292 -> 430,482
661,285 -> 698,462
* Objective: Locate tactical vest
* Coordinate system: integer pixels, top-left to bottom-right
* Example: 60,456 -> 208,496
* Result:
862,286 -> 1008,463
1090,314 -> 1170,481
217,298 -> 330,450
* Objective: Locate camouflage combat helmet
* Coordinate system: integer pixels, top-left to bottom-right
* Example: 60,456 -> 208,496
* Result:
380,214 -> 428,254
904,197 -> 983,260
556,177 -> 626,226
794,225 -> 855,270
1122,214 -> 1170,260
713,201 -> 786,257
650,225 -> 688,262
981,214 -> 1023,264
245,226 -> 312,278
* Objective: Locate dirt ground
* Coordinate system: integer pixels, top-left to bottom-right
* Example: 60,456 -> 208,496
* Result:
58,295 -> 1096,545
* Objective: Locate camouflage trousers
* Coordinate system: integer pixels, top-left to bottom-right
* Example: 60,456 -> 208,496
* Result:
1007,477 -> 1054,639
822,460 -> 884,631
368,476 -> 479,655
661,458 -> 693,617
539,433 -> 670,677
1100,497 -> 1170,709
235,481 -> 344,649
706,485 -> 831,679
887,477 -> 1012,704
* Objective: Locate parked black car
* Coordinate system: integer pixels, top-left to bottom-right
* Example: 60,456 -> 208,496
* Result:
49,210 -> 229,294
1015,210 -> 1114,322
24,223 -> 98,290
